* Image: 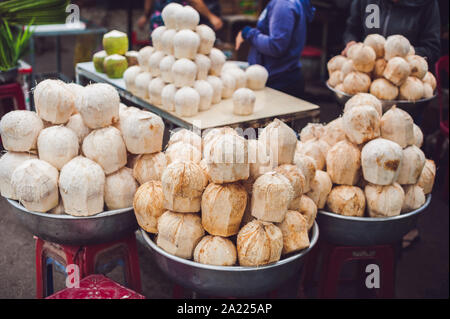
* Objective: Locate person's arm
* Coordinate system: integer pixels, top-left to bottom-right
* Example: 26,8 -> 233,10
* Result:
138,0 -> 153,29
189,0 -> 223,30
342,0 -> 363,55
413,0 -> 441,66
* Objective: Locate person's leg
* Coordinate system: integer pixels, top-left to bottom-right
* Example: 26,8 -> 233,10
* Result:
268,69 -> 305,99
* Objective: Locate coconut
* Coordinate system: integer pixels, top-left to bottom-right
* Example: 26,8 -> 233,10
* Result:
125,50 -> 139,66
133,152 -> 167,184
347,43 -> 376,73
49,200 -> 65,215
274,164 -> 306,198
406,55 -> 428,79
364,34 -> 386,58
199,158 -> 211,183
174,87 -> 200,117
165,142 -> 202,164
137,46 -> 154,71
82,127 -> 127,174
417,159 -> 436,194
326,185 -> 366,217
161,161 -> 207,213
408,46 -> 415,55
121,109 -> 164,154
221,73 -> 236,99
245,64 -> 269,90
161,84 -> 177,111
277,210 -> 310,255
412,124 -> 424,147
344,93 -> 382,117
288,195 -> 317,230
103,30 -> 128,55
365,183 -> 404,217
0,152 -> 37,199
383,57 -> 410,86
247,139 -> 272,181
422,72 -> 437,90
103,54 -> 128,78
168,129 -> 202,152
423,83 -> 434,99
299,123 -> 325,143
173,29 -> 200,60
195,54 -> 211,80
148,51 -> 165,77
340,59 -> 356,82
196,24 -> 215,55
194,80 -> 214,111
134,72 -> 152,99
399,76 -> 424,101
384,35 -> 411,60
380,105 -> 414,148
293,154 -> 316,193
161,2 -> 183,29
151,26 -> 166,51
224,67 -> 246,89
343,105 -> 380,144
237,220 -> 283,266
11,159 -> 59,212
206,75 -> 223,104
342,72 -> 371,94
93,50 -> 107,72
160,55 -> 175,83
172,58 -> 197,88
161,29 -> 177,55
201,182 -> 247,236
104,167 -> 138,210
202,126 -> 238,150
328,71 -> 342,87
327,55 -> 347,74
222,61 -> 239,73
157,211 -> 205,259
373,58 -> 387,78
401,185 -> 425,213
175,5 -> 200,30
259,119 -> 297,166
233,88 -> 256,116
295,139 -> 328,171
0,110 -> 43,152
37,126 -> 79,170
370,78 -> 399,100
397,145 -> 425,185
326,140 -> 361,185
123,66 -> 142,92
251,172 -> 294,223
321,118 -> 347,146
361,138 -> 403,185
34,79 -> 75,124
306,170 -> 332,209
209,48 -> 226,76
116,104 -> 140,132
194,236 -> 237,266
133,181 -> 165,233
148,77 -> 166,106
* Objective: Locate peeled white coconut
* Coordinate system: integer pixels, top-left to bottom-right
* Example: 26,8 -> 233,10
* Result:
406,55 -> 428,79
274,164 -> 306,198
175,5 -> 200,30
49,200 -> 65,215
157,211 -> 205,259
326,185 -> 366,217
364,33 -> 386,58
165,142 -> 202,164
148,77 -> 166,106
121,109 -> 164,154
326,140 -> 361,185
174,87 -> 200,117
148,51 -> 165,77
202,126 -> 238,151
161,161 -> 207,213
195,54 -> 211,80
0,152 -> 37,199
328,71 -> 342,87
245,64 -> 269,90
196,24 -> 215,55
383,57 -> 410,86
370,78 -> 399,100
423,83 -> 434,99
233,88 -> 256,116
247,139 -> 272,181
206,75 -> 223,104
194,80 -> 213,111
340,59 -> 355,82
365,183 -> 404,217
361,138 -> 403,185
277,210 -> 310,255
342,71 -> 371,94
293,154 -> 317,193
413,124 -> 424,147
344,93 -> 382,117
134,72 -> 152,99
161,2 -> 183,29
133,152 -> 167,184
288,195 -> 317,230
173,29 -> 200,60
209,48 -> 226,76
221,73 -> 236,99
417,159 -> 436,194
151,26 -> 166,51
161,84 -> 177,111
321,118 -> 347,146
33,79 -> 75,124
11,159 -> 59,212
237,220 -> 283,266
422,72 -> 437,90
137,46 -> 154,71
168,129 -> 202,152
116,104 -> 140,132
399,76 -> 424,101
37,126 -> 79,170
161,29 -> 177,55
201,182 -> 247,236
123,65 -> 142,92
160,55 -> 175,83
306,170 -> 332,209
343,105 -> 380,144
384,35 -> 411,60
380,105 -> 414,148
194,236 -> 237,266
299,123 -> 325,142
104,167 -> 138,210
295,139 -> 329,171
0,110 -> 43,152
223,67 -> 246,89
373,58 -> 387,78
401,184 -> 425,213
327,55 -> 347,74
347,43 -> 376,73
172,58 -> 197,88
66,83 -> 84,113
133,181 -> 165,233
397,145 -> 425,185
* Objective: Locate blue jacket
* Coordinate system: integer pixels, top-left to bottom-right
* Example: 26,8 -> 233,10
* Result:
243,0 -> 315,85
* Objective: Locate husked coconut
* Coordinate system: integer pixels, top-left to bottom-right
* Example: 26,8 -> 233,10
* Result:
134,72 -> 152,99
160,55 -> 175,83
206,75 -> 223,104
342,105 -> 380,144
165,142 -> 202,164
321,118 -> 347,146
384,35 -> 411,60
327,185 -> 366,217
417,159 -> 436,194
233,88 -> 256,115
406,55 -> 428,79
259,118 -> 297,165
157,211 -> 205,259
380,105 -> 414,148
299,123 -> 325,143
397,145 -> 425,185
422,72 -> 437,90
328,71 -> 342,87
0,152 -> 37,199
194,80 -> 213,111
161,2 -> 182,29
221,73 -> 236,98
247,139 -> 272,181
237,220 -> 283,266
133,181 -> 165,233
288,195 -> 317,230
168,129 -> 202,152
326,140 -> 361,185
33,79 -> 75,124
116,104 -> 140,132
344,93 -> 382,117
37,126 -> 79,170
124,66 -> 143,92
151,26 -> 166,51
0,110 -> 43,152
49,200 -> 65,214
196,24 -> 215,55
423,83 -> 434,98
65,83 -> 84,112
223,67 -> 246,89
342,72 -> 371,94
195,54 -> 211,80
121,109 -> 164,154
133,152 -> 167,184
161,161 -> 207,212
194,236 -> 237,266
383,57 -> 410,86
347,43 -> 376,73
401,185 -> 425,213
11,159 -> 59,212
199,158 -> 210,182
148,51 -> 165,77
137,46 -> 154,71
370,78 -> 399,100
293,154 -> 316,193
173,29 -> 200,60
175,5 -> 200,30
161,29 -> 177,55
365,183 -> 404,217
246,64 -> 268,90
209,48 -> 226,76
364,34 -> 386,58
306,170 -> 332,209
174,87 -> 200,117
295,139 -> 329,171
201,182 -> 247,236
274,164 -> 306,198
125,50 -> 139,66
104,167 -> 138,210
222,61 -> 239,73
202,126 -> 238,150
277,210 -> 310,255
172,58 -> 197,87
161,84 -> 177,111
340,59 -> 356,82
327,55 -> 347,74
361,138 -> 403,185
148,77 -> 166,106
413,124 -> 423,147
251,172 -> 294,223
399,76 -> 424,101
373,58 -> 387,78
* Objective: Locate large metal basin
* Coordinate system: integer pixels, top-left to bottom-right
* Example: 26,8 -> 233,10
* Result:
7,199 -> 138,246
141,222 -> 319,297
317,195 -> 431,246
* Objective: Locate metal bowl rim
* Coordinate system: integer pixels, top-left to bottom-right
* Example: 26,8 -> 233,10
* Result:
318,194 -> 431,222
141,222 -> 319,272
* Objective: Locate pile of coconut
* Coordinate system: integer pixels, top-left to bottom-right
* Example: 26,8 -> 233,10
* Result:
134,119 -> 317,267
297,93 -> 435,218
122,4 -> 268,118
0,79 -> 164,217
327,34 -> 436,102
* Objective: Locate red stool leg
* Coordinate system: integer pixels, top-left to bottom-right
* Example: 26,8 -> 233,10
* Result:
35,238 -> 45,299
123,234 -> 142,293
11,83 -> 26,110
320,245 -> 350,298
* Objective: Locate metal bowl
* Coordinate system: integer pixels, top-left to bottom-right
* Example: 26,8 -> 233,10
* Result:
6,199 -> 138,245
141,222 -> 319,297
317,195 -> 431,246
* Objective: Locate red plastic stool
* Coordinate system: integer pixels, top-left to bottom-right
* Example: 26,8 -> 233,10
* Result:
46,274 -> 145,299
0,82 -> 26,112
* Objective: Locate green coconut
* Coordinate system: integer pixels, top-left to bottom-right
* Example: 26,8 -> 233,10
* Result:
103,54 -> 128,79
125,51 -> 139,67
93,50 -> 107,73
103,30 -> 129,55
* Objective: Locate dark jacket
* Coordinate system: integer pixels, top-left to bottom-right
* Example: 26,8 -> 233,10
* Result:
344,0 -> 441,65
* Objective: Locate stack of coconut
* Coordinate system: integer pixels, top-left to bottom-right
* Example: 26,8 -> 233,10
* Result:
297,93 -> 435,218
122,4 -> 269,117
327,34 -> 436,101
93,30 -> 138,79
134,119 -> 317,267
0,79 -> 164,217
